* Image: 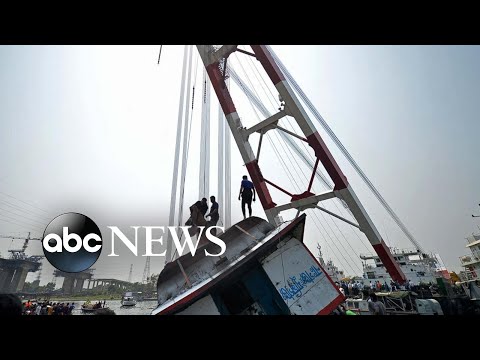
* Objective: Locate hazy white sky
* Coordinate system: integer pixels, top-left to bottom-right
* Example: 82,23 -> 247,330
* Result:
1,45 -> 480,285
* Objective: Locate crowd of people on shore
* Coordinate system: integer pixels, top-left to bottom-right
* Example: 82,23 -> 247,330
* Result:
335,279 -> 420,297
332,291 -> 387,316
22,300 -> 75,315
0,294 -> 117,315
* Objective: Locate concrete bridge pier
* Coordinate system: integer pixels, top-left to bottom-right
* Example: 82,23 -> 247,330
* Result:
9,268 -> 29,293
54,270 -> 93,295
62,277 -> 75,295
0,259 -> 41,293
0,269 -> 15,293
75,278 -> 85,294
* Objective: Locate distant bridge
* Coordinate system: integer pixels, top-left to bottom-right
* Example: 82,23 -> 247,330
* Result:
52,270 -> 133,295
86,278 -> 132,291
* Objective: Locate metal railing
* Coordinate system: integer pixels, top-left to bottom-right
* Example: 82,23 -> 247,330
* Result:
466,234 -> 480,245
460,254 -> 480,266
459,270 -> 478,281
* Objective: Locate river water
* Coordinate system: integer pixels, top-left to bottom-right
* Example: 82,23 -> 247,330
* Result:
71,300 -> 158,315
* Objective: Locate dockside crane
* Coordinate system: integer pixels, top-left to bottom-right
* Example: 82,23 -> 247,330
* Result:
194,45 -> 408,283
0,232 -> 43,261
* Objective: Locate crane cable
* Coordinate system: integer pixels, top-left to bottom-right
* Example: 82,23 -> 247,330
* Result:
232,54 -> 356,273
240,46 -> 384,254
236,52 -> 369,270
267,45 -> 425,254
242,51 -> 372,268
232,55 -> 362,275
232,60 -> 356,274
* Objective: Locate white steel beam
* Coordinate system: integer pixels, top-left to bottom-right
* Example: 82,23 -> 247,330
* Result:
199,70 -> 210,199
217,104 -> 224,226
271,191 -> 336,214
224,79 -> 231,228
165,45 -> 189,265
243,110 -> 286,138
175,44 -> 194,259
315,205 -> 360,229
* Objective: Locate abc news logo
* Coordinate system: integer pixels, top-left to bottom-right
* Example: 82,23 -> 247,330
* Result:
42,213 -> 227,273
42,213 -> 102,273
44,227 -> 102,253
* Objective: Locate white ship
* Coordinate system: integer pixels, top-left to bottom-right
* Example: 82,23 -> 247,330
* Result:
316,244 -> 345,284
458,233 -> 480,300
359,248 -> 441,287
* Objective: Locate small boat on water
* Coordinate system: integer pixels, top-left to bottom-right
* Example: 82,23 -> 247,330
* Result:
121,292 -> 137,307
81,300 -> 109,314
81,306 -> 97,314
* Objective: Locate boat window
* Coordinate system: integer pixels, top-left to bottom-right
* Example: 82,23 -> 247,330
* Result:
216,282 -> 255,314
212,266 -> 290,315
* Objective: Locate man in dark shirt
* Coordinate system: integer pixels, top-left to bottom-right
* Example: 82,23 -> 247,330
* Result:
185,199 -> 207,226
238,175 -> 256,219
198,198 -> 208,216
368,292 -> 387,315
206,195 -> 220,236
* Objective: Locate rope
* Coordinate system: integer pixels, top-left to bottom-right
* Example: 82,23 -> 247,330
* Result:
157,45 -> 163,65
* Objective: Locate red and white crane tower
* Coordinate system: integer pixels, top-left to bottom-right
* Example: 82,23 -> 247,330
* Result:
194,45 -> 407,283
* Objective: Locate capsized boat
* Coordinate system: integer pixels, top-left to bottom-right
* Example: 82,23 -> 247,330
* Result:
152,215 -> 344,315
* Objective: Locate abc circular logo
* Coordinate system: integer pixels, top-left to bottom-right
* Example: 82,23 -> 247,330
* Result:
42,212 -> 102,273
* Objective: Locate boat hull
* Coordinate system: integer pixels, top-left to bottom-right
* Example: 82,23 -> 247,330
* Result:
121,301 -> 136,307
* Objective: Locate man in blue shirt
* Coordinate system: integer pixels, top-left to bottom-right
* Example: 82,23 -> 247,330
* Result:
238,175 -> 256,219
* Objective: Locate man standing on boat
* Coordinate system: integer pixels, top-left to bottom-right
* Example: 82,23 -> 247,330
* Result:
238,175 -> 256,219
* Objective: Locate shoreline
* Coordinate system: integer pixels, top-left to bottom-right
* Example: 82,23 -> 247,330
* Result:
31,295 -> 121,302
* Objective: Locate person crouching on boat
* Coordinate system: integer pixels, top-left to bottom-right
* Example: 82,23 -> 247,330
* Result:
187,200 -> 209,247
